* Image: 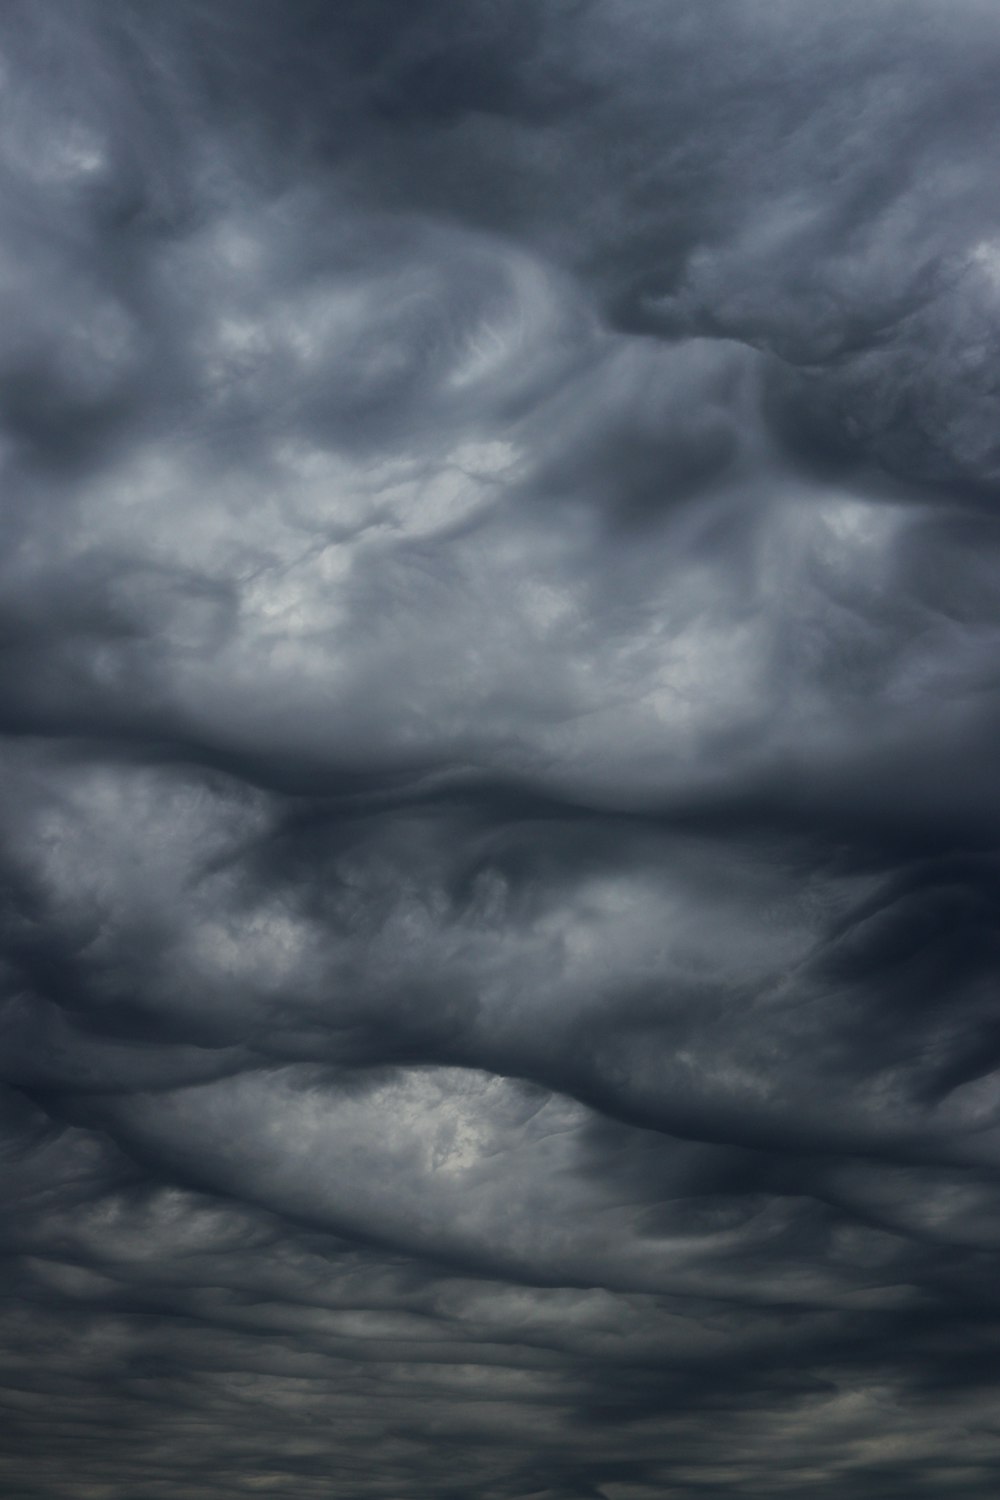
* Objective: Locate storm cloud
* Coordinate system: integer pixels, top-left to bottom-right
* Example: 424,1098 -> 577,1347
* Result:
3,3 -> 1000,1497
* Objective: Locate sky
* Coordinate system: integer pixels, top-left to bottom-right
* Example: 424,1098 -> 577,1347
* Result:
2,2 -> 1000,1497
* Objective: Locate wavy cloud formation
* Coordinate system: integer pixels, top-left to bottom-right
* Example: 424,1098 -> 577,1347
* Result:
3,4 -> 1000,1498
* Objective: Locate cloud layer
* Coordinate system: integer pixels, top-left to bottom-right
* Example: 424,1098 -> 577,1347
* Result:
3,3 -> 1000,1497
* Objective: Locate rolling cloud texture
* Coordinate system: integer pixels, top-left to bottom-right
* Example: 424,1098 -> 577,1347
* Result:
3,3 -> 1000,1497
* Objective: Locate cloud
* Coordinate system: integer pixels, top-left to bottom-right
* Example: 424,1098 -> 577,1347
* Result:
2,2 -> 1000,1497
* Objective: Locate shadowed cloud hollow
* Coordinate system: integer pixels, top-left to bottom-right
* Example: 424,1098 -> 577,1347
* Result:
3,3 -> 1000,1498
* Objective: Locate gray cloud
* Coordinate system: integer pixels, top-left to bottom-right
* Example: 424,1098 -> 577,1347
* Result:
3,2 -> 1000,1498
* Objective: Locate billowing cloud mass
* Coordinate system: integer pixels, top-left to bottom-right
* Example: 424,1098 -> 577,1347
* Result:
4,3 -> 1000,1497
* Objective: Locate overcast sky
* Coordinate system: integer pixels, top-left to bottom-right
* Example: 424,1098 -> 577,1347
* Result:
3,3 -> 1000,1497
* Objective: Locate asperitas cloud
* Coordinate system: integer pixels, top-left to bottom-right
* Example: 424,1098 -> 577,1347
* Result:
3,4 -> 1000,1498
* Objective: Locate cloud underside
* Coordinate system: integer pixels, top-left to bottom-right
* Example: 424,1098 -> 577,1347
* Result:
3,3 -> 1000,1497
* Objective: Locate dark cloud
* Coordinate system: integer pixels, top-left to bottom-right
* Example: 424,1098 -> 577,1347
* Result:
2,2 -> 1000,1497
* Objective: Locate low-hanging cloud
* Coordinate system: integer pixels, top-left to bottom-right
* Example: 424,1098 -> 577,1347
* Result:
3,3 -> 1000,1498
